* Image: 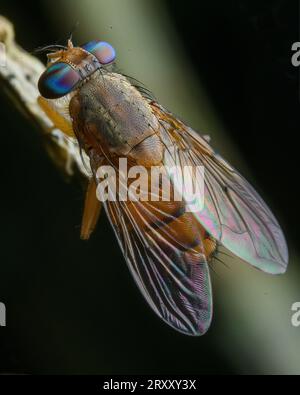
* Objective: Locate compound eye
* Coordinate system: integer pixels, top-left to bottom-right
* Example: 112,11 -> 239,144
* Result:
38,62 -> 81,99
82,41 -> 116,65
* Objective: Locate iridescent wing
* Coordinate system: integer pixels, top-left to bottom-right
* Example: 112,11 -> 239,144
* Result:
152,102 -> 288,274
103,184 -> 212,336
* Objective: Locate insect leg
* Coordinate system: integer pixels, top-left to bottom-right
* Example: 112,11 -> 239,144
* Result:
38,96 -> 75,137
80,177 -> 102,240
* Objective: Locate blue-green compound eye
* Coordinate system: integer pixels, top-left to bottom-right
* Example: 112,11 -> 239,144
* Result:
38,62 -> 81,99
82,41 -> 116,65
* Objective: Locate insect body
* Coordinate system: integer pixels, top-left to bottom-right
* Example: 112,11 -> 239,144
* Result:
38,39 -> 288,335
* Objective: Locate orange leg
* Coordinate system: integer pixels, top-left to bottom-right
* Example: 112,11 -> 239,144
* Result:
81,178 -> 102,240
38,96 -> 75,138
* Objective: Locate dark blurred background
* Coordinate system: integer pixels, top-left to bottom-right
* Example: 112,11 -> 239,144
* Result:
0,0 -> 299,374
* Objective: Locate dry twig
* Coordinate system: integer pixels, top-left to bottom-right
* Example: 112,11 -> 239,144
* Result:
0,15 -> 89,179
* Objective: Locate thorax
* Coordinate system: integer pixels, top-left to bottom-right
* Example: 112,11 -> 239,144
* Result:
69,71 -> 163,166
